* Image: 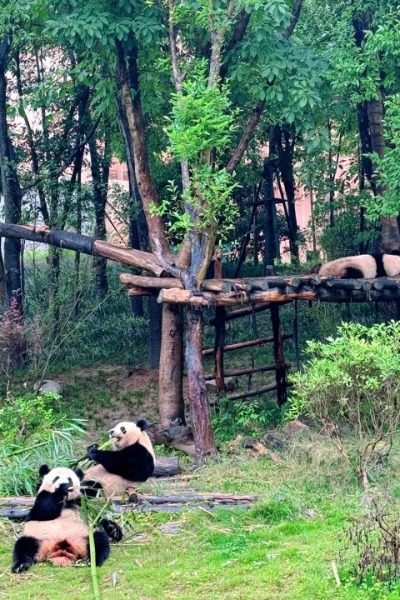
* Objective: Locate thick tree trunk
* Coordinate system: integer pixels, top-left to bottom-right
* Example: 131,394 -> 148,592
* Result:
88,132 -> 109,297
185,306 -> 217,458
367,97 -> 400,251
159,303 -> 185,427
148,296 -> 162,369
0,33 -> 23,311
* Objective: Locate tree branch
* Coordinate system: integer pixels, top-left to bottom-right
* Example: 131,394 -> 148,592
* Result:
226,0 -> 303,173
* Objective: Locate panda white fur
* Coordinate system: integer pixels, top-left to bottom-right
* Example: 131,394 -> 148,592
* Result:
12,465 -> 122,573
313,254 -> 400,279
82,420 -> 155,498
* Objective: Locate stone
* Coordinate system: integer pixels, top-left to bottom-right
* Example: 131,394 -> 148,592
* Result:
281,419 -> 309,438
35,380 -> 63,395
263,431 -> 286,450
205,377 -> 236,393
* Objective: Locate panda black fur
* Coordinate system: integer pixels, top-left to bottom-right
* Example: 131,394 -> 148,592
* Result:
12,465 -> 122,573
312,254 -> 400,279
82,420 -> 155,498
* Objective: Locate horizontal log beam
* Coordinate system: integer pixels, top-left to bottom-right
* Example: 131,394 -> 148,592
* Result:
120,273 -> 183,289
0,223 -> 165,276
204,362 -> 292,380
202,334 -> 293,356
158,287 -> 317,306
225,383 -> 279,401
127,286 -> 153,296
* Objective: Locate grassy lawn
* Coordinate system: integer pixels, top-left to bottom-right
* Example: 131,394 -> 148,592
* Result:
1,449 -> 400,600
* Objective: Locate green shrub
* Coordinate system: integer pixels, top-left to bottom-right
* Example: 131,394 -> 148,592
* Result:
0,392 -> 86,495
287,321 -> 400,489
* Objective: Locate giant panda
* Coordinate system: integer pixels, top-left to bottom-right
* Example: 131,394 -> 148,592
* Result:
82,420 -> 155,498
312,254 -> 400,279
12,465 -> 122,573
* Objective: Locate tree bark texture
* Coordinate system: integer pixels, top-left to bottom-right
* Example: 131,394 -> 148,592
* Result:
88,130 -> 110,297
148,296 -> 162,369
158,303 -> 185,427
0,33 -> 23,311
115,38 -> 172,265
186,306 -> 217,457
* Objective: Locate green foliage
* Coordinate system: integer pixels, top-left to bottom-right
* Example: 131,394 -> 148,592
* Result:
366,95 -> 400,219
287,321 -> 400,487
212,395 -> 281,444
167,70 -> 237,161
0,392 -> 86,495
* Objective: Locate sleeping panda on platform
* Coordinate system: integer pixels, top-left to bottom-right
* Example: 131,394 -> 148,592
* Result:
312,254 -> 400,279
12,465 -> 122,573
82,420 -> 155,498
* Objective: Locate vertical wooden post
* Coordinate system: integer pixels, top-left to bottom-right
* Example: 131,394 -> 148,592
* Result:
270,304 -> 288,406
158,303 -> 184,428
213,250 -> 226,395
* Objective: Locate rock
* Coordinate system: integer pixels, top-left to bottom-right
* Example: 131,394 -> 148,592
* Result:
264,431 -> 286,450
206,377 -> 236,393
281,419 -> 309,438
35,380 -> 63,395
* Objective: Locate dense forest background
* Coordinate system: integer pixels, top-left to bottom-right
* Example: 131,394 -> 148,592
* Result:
1,0 -> 400,380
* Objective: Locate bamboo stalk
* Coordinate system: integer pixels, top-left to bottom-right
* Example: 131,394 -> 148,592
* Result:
88,524 -> 101,600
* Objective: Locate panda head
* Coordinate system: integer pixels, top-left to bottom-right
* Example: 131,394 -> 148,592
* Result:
38,465 -> 84,501
108,420 -> 148,450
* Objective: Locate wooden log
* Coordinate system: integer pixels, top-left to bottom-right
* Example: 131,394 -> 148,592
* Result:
127,286 -> 153,296
204,362 -> 292,380
158,287 -> 317,306
153,456 -> 180,477
213,252 -> 226,395
120,273 -> 183,289
226,383 -> 279,401
203,334 -> 293,356
270,304 -> 288,406
0,223 -> 166,276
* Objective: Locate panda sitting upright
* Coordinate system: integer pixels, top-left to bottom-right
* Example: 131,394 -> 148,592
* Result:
12,465 -> 122,573
82,420 -> 155,498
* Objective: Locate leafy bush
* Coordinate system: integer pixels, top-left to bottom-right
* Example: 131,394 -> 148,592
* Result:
287,321 -> 400,489
0,392 -> 85,495
212,395 -> 281,444
345,497 -> 400,585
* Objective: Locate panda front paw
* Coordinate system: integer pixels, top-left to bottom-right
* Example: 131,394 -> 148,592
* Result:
57,482 -> 70,497
86,444 -> 99,460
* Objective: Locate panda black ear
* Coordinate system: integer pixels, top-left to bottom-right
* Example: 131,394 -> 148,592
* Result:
310,263 -> 322,274
74,467 -> 84,481
39,464 -> 50,477
136,419 -> 149,431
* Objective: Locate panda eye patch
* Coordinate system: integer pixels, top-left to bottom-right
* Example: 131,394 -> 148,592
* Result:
121,426 -> 126,434
53,476 -> 60,483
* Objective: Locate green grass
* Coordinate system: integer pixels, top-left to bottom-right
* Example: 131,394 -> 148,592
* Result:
2,450 -> 400,599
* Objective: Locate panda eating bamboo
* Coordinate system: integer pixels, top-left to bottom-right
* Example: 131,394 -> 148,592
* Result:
82,420 -> 156,498
12,465 -> 122,573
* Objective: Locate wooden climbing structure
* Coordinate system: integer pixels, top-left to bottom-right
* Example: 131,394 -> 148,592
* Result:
120,270 -> 400,407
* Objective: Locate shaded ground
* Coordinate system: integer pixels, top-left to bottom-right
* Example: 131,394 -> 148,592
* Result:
56,365 -> 160,441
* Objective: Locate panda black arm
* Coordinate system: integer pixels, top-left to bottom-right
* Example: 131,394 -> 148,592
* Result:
87,445 -> 154,481
28,484 -> 69,521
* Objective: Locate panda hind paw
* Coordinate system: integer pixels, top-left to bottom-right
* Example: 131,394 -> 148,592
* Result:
12,560 -> 33,573
101,519 -> 123,543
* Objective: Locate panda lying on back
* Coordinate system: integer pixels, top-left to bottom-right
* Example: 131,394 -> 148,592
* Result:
82,420 -> 155,498
12,465 -> 122,573
312,254 -> 400,278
